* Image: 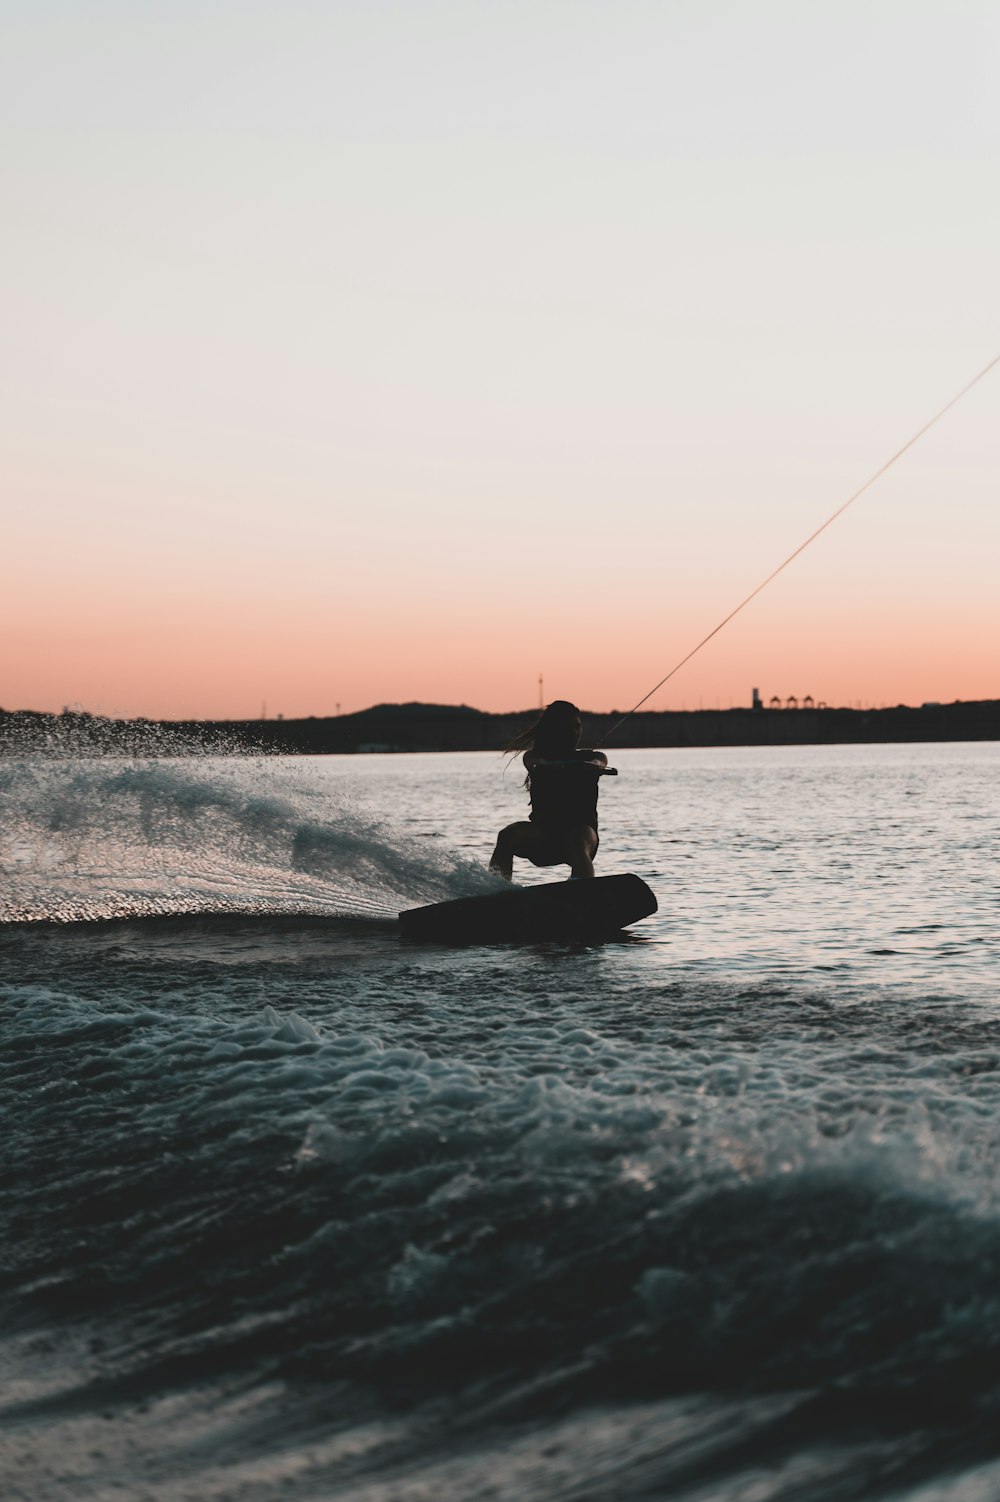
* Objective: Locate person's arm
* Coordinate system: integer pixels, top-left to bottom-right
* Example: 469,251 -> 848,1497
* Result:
578,750 -> 617,774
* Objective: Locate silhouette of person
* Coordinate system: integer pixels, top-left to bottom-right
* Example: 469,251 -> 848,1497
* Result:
489,700 -> 616,881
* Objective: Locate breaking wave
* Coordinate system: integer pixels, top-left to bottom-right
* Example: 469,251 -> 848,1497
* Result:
0,754 -> 499,924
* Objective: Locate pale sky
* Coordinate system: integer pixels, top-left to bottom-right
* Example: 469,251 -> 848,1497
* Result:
3,1 -> 998,718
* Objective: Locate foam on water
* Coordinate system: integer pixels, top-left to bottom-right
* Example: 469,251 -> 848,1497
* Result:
0,753 -> 500,923
5,964 -> 1000,1500
6,981 -> 1000,1369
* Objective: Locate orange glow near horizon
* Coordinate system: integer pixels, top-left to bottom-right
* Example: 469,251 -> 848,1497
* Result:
5,576 -> 999,722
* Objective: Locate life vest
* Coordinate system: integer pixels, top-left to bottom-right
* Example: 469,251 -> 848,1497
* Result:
528,754 -> 601,831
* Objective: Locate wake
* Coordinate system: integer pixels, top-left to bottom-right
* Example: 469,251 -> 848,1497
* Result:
0,754 -> 499,924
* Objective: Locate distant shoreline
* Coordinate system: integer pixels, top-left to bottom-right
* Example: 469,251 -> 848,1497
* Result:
3,699 -> 999,755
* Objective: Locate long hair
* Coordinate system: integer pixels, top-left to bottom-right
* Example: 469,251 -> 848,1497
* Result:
504,700 -> 582,786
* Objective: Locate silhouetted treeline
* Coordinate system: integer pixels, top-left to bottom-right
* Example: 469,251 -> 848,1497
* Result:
2,699 -> 999,757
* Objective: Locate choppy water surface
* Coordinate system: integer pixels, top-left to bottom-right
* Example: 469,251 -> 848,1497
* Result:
2,742 -> 999,1500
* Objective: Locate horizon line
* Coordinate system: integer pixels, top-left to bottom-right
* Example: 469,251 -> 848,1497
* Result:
4,694 -> 999,725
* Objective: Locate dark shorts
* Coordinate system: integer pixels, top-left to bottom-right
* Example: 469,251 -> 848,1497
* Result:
526,820 -> 599,864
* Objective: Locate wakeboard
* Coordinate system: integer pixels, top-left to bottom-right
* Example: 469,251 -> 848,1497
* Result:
398,872 -> 657,945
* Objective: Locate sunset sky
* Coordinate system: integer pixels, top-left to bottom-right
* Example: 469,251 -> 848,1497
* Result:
3,1 -> 998,719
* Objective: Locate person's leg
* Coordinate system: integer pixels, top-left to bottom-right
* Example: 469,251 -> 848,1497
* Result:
489,821 -> 536,880
565,824 -> 599,879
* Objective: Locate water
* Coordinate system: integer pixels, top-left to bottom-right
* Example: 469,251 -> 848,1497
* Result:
2,742 -> 999,1500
